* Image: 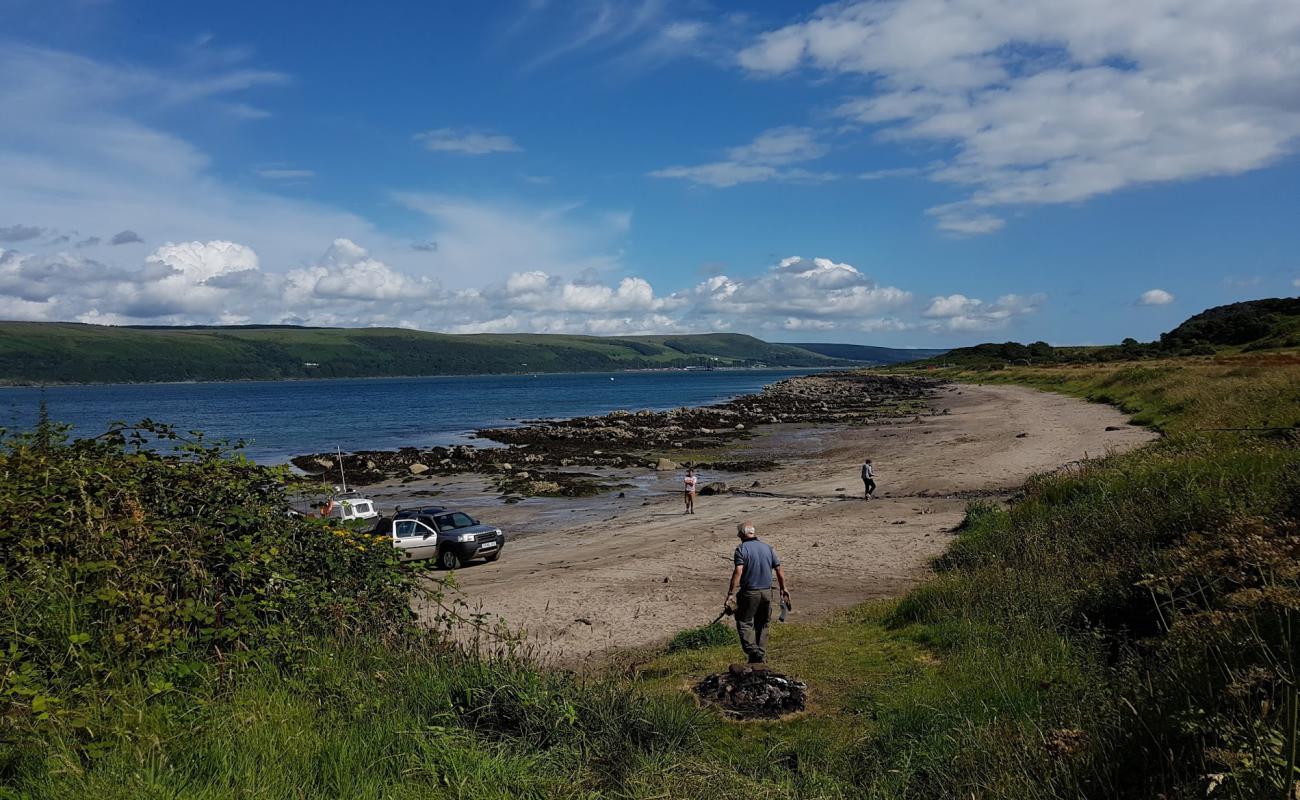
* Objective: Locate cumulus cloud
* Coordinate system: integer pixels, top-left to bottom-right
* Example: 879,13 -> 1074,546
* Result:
1138,288 -> 1175,306
922,292 -> 1045,331
0,237 -> 1042,341
691,257 -> 912,325
0,224 -> 44,242
650,127 -> 836,188
109,229 -> 144,245
0,42 -> 387,275
415,128 -> 522,155
741,0 -> 1300,233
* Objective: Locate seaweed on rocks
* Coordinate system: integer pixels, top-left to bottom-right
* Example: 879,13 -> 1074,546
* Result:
290,373 -> 943,494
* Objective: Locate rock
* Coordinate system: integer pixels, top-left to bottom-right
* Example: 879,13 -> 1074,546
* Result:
750,481 -> 761,488
497,463 -> 512,472
514,471 -> 531,480
1015,432 -> 1028,438
655,458 -> 681,471
407,463 -> 429,475
699,482 -> 728,496
313,457 -> 335,472
1105,425 -> 1122,431
527,480 -> 562,494
734,423 -> 745,430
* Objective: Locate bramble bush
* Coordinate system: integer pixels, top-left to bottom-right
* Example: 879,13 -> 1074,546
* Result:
0,417 -> 419,737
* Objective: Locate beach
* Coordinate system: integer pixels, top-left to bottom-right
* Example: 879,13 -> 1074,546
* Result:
352,379 -> 1157,665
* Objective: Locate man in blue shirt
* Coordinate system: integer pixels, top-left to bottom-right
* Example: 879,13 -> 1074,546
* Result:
725,521 -> 791,665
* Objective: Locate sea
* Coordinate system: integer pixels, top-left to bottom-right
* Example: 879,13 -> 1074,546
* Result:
0,369 -> 816,464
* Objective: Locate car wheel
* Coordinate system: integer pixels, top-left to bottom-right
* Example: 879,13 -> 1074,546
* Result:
438,548 -> 462,570
484,551 -> 501,562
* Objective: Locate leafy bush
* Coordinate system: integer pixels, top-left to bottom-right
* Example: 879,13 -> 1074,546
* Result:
0,418 -> 419,736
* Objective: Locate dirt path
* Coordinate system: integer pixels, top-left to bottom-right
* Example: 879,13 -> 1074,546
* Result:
429,384 -> 1155,665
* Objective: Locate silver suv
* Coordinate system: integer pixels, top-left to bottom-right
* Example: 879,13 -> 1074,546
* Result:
373,508 -> 505,570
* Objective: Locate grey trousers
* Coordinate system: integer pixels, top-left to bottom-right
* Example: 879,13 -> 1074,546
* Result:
735,587 -> 775,663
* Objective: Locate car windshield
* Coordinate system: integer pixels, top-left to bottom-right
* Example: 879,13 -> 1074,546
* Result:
434,512 -> 476,530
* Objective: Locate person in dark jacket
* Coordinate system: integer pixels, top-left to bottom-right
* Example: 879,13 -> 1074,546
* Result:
861,458 -> 876,500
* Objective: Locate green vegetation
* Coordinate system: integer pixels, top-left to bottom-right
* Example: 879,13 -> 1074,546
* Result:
0,323 -> 877,384
915,297 -> 1300,368
784,342 -> 949,364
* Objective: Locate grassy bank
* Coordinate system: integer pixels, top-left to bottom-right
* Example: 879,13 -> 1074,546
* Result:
4,353 -> 1298,797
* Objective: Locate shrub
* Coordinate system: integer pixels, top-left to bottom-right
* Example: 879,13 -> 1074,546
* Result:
0,419 -> 420,736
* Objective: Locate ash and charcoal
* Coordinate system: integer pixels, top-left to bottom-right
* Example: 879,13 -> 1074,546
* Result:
694,665 -> 807,720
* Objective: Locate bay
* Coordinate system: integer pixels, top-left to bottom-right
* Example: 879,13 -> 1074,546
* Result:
0,369 -> 816,463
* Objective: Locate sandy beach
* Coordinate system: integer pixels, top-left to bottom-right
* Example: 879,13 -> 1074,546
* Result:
389,382 -> 1155,665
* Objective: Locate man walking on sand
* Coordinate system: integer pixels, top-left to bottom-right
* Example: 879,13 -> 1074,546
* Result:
683,468 -> 698,515
724,521 -> 790,665
861,458 -> 876,500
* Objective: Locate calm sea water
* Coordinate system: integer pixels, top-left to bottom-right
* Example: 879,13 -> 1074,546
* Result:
0,369 -> 814,463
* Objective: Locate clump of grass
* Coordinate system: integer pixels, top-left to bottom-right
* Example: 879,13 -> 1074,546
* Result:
667,621 -> 734,653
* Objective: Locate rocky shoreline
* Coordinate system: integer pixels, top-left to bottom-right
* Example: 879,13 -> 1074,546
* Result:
290,372 -> 944,498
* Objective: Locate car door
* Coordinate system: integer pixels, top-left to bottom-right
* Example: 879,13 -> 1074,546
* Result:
392,518 -> 439,561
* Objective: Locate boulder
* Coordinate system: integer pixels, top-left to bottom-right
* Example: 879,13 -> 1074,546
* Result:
407,463 -> 429,476
527,480 -> 562,495
699,482 -> 728,496
654,458 -> 681,471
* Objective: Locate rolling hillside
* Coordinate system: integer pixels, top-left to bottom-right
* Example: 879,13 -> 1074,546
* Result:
903,297 -> 1300,368
787,342 -> 948,364
0,323 -> 870,384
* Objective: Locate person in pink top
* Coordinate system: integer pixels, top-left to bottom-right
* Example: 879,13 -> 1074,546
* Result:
683,468 -> 698,515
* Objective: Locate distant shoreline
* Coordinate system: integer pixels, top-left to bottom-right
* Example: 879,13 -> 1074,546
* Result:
0,364 -> 837,390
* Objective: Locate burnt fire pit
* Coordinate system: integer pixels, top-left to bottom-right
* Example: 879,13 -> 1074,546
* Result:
694,664 -> 807,720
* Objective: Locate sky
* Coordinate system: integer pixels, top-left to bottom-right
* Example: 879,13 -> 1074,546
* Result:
0,0 -> 1298,347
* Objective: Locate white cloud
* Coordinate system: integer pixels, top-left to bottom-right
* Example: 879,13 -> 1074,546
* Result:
922,292 -> 1045,331
1138,288 -> 1175,306
414,128 -> 521,155
0,239 -> 1042,340
650,126 -> 836,188
742,1 -> 1300,233
393,193 -> 631,288
0,42 -> 387,275
692,256 -> 912,322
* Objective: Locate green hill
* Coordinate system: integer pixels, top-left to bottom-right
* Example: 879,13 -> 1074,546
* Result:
1158,296 -> 1300,350
0,323 -> 861,384
906,296 -> 1300,368
787,342 -> 948,364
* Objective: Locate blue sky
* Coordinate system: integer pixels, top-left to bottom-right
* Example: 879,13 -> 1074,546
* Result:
1,0 -> 1298,346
